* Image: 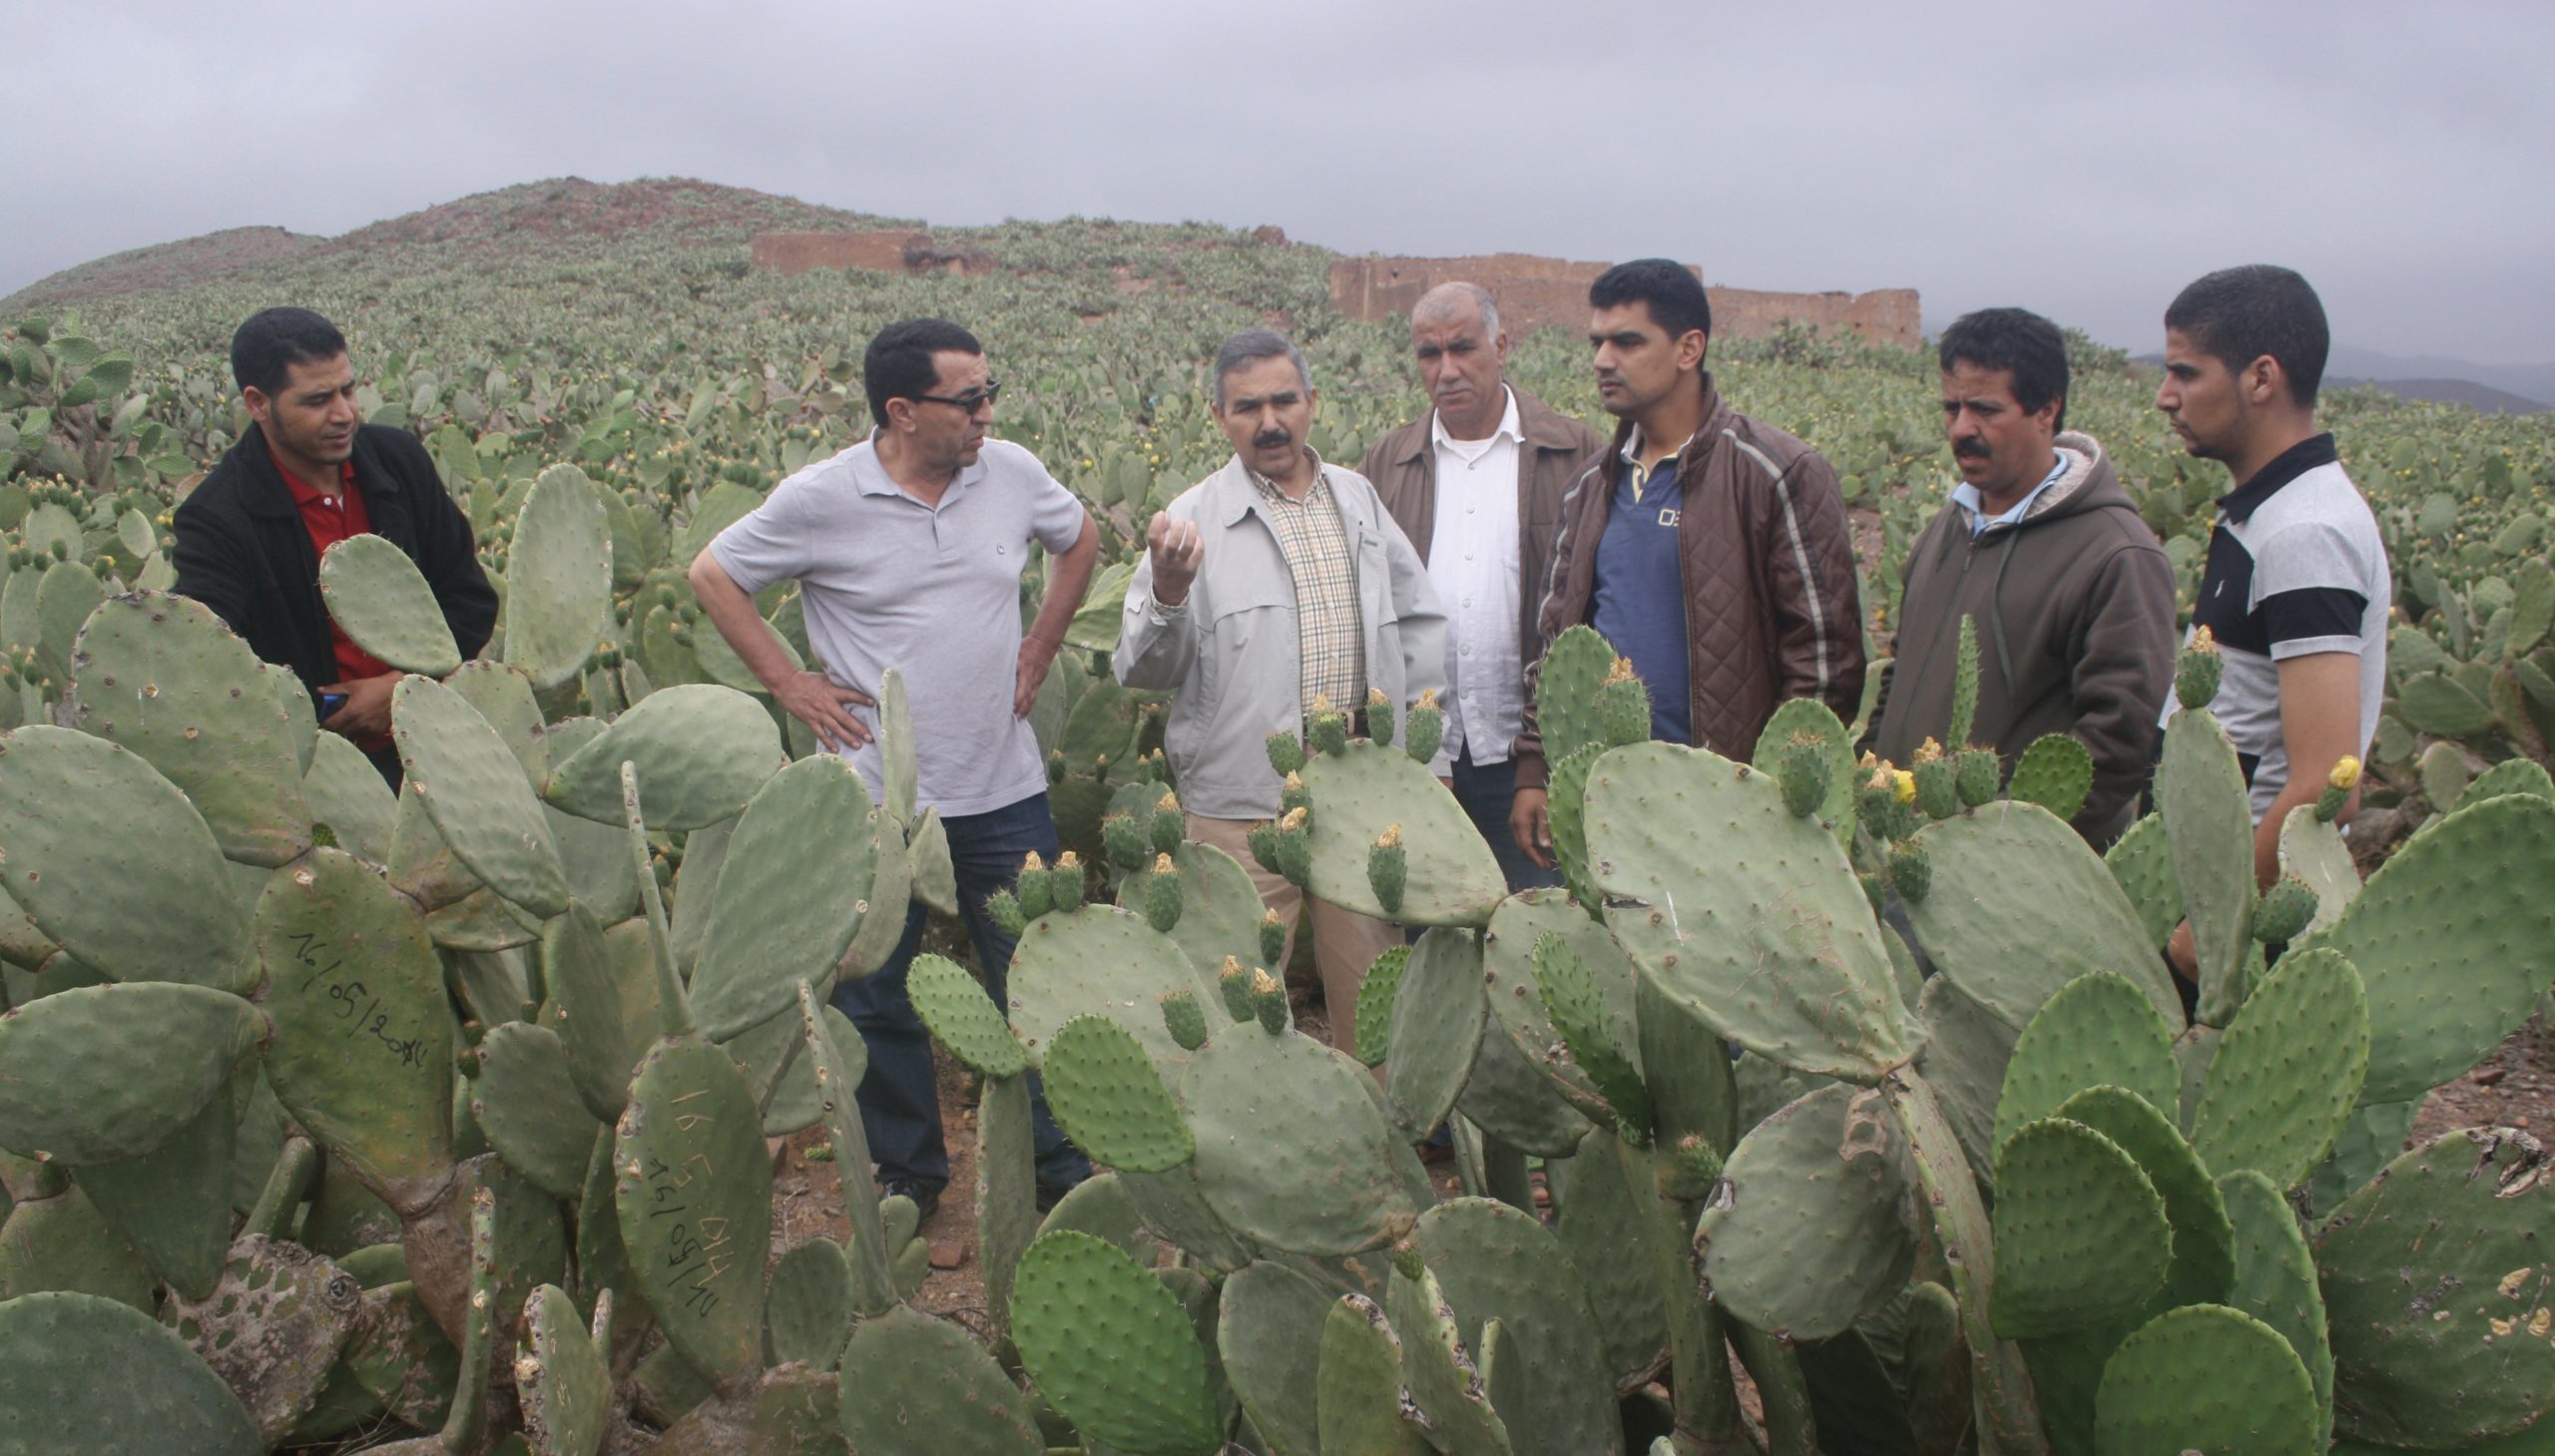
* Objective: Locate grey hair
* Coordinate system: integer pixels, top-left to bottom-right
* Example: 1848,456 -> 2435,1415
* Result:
1211,329 -> 1310,408
1410,281 -> 1500,339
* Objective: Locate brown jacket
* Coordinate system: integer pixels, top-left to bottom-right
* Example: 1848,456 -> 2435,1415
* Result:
1515,374 -> 1865,788
1861,433 -> 2177,846
1360,385 -> 1606,675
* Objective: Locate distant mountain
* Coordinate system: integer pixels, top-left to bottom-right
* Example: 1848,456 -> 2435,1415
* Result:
2325,343 -> 2555,410
2323,376 -> 2548,415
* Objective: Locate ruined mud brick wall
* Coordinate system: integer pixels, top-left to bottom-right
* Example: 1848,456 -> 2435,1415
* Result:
1328,253 -> 1919,347
751,231 -> 997,278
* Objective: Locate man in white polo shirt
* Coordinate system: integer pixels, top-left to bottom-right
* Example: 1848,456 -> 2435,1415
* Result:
1361,282 -> 1603,890
2155,266 -> 2388,979
689,317 -> 1100,1220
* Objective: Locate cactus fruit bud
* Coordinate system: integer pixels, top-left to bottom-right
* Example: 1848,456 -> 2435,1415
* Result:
1275,807 -> 1312,888
1307,696 -> 1349,757
2253,874 -> 2317,945
1161,989 -> 1209,1052
987,888 -> 1027,938
1218,957 -> 1256,1021
1659,1133 -> 1726,1201
1366,688 -> 1396,746
1888,839 -> 1931,904
2176,627 -> 2223,711
1368,824 -> 1407,915
1949,614 -> 1982,749
1392,1241 -> 1426,1281
1047,749 -> 1066,785
1102,812 -> 1148,871
1250,969 -> 1287,1034
1911,739 -> 1958,820
1015,852 -> 1054,921
1258,909 -> 1287,969
1279,771 -> 1311,817
2315,755 -> 2360,821
1144,853 -> 1183,933
1266,729 -> 1305,779
1050,852 -> 1087,912
1955,746 -> 2001,807
1596,657 -> 1651,748
1150,792 -> 1185,855
1856,765 -> 1898,839
1779,736 -> 1832,818
1247,820 -> 1281,876
1404,689 -> 1445,764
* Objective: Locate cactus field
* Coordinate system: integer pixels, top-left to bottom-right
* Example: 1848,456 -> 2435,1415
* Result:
0,184 -> 2548,1453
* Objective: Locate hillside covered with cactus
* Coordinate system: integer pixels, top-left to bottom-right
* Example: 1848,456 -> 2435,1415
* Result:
0,179 -> 2547,1454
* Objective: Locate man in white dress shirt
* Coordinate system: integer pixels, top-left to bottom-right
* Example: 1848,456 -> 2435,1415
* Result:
1362,282 -> 1605,890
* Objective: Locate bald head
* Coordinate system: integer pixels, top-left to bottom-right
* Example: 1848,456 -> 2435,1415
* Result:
1411,281 -> 1500,338
1408,281 -> 1511,441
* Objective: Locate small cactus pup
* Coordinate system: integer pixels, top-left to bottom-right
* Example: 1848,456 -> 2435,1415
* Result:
1889,839 -> 1932,904
1149,790 -> 1185,856
1049,851 -> 1088,911
2252,874 -> 2317,945
1246,819 -> 1281,875
2314,753 -> 2360,822
1368,824 -> 1407,915
985,886 -> 1027,938
1596,656 -> 1652,747
1258,908 -> 1287,969
1014,851 -> 1054,921
1779,733 -> 1834,818
1404,689 -> 1445,764
1948,613 -> 1982,749
1267,728 -> 1305,778
2176,624 -> 2224,711
1274,806 -> 1313,888
1143,852 -> 1184,934
1219,955 -> 1257,1022
1911,737 -> 1959,820
1955,745 -> 2002,808
1307,695 -> 1350,757
1161,989 -> 1209,1052
1279,770 -> 1312,817
1102,812 -> 1149,872
1251,968 -> 1288,1034
1659,1131 -> 1726,1201
1366,687 -> 1397,747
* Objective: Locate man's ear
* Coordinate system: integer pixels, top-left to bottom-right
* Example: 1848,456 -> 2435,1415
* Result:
241,386 -> 272,426
2244,354 -> 2286,407
1678,330 -> 1711,372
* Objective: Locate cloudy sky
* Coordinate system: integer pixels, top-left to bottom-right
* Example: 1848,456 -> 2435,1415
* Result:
13,1 -> 2551,364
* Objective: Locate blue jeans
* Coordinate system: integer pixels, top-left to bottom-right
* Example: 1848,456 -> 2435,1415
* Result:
1451,745 -> 1563,894
830,789 -> 1092,1196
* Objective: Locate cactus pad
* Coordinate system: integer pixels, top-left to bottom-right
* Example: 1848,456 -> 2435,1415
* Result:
546,683 -> 786,830
2292,791 -> 2555,1104
1535,624 -> 1618,766
392,675 -> 570,918
2191,947 -> 2369,1190
1905,799 -> 2184,1032
161,1234 -> 363,1445
1752,697 -> 1856,830
2158,708 -> 2258,1019
536,902 -> 647,1121
471,1023 -> 604,1201
1989,1117 -> 2171,1339
2314,1128 -> 2555,1448
1181,1025 -> 1418,1256
67,593 -> 313,867
1042,1014 -> 1194,1174
1299,740 -> 1504,925
0,1290 -> 263,1455
614,1035 -> 773,1386
1384,927 -> 1487,1141
690,755 -> 876,1039
1410,1197 -> 1618,1455
1008,905 -> 1223,1072
1216,1258 -> 1334,1456
903,953 -> 1027,1077
2094,1302 -> 2320,1456
2005,732 -> 2093,821
502,464 -> 614,692
2103,812 -> 2184,950
1584,742 -> 1921,1082
760,1238 -> 853,1370
1115,842 -> 1267,1004
318,534 -> 462,676
1480,889 -> 1641,1126
252,846 -> 455,1195
73,1092 -> 237,1299
2050,1085 -> 2236,1312
834,1304 -> 1043,1455
0,726 -> 257,991
1386,1258 -> 1513,1455
0,980 -> 262,1164
1532,931 -> 1653,1139
2218,1169 -> 2332,1447
1317,1292 -> 1435,1456
1699,1083 -> 1921,1340
517,1282 -> 609,1456
1012,1229 -> 1222,1455
1352,944 -> 1406,1069
1992,970 -> 2179,1157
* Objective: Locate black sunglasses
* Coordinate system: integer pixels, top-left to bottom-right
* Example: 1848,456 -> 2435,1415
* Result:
910,378 -> 1002,412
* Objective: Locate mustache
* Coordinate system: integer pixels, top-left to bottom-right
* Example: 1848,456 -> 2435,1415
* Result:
1953,439 -> 1993,460
1253,430 -> 1292,451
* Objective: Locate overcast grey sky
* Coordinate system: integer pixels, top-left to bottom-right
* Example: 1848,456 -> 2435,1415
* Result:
12,1 -> 2552,364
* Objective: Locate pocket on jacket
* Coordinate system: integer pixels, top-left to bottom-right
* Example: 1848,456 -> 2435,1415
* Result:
1199,583 -> 1294,718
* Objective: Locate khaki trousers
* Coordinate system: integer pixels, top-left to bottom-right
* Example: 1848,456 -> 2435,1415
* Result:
1186,813 -> 1402,1054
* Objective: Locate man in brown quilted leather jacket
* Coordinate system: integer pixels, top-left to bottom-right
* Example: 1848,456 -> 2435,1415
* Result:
1509,258 -> 1865,867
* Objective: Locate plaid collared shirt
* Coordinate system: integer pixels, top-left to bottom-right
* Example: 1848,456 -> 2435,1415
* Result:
1249,454 -> 1366,719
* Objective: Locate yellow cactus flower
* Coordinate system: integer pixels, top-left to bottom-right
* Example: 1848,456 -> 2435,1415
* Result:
2328,755 -> 2361,791
1893,770 -> 1917,804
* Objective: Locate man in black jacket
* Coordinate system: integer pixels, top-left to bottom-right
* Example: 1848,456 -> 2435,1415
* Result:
172,307 -> 496,786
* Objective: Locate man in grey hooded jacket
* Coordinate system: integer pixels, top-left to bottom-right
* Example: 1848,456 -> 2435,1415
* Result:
1862,307 -> 2178,846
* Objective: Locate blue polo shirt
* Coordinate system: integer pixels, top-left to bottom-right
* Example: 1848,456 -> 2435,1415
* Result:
1588,444 -> 1692,744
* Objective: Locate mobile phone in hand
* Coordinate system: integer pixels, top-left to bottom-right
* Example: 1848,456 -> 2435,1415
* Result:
318,691 -> 348,719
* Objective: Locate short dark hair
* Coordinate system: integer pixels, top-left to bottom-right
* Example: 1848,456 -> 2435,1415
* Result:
1211,329 -> 1309,408
1939,307 -> 2070,431
231,307 -> 348,397
1589,258 -> 1712,341
863,317 -> 983,427
2164,265 -> 2329,409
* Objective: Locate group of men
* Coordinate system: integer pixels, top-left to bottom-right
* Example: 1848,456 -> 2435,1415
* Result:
172,257 -> 2386,1221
